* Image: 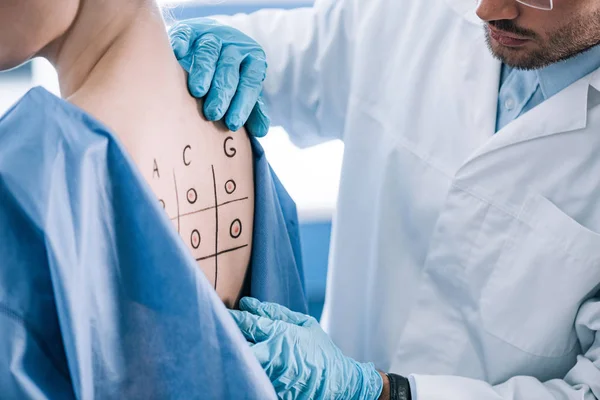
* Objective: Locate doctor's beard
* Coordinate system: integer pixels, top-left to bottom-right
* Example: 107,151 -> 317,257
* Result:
484,11 -> 600,70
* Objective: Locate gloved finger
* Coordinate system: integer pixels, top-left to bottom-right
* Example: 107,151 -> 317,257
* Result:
169,23 -> 197,60
224,55 -> 267,132
229,310 -> 281,343
248,341 -> 279,370
188,34 -> 222,98
239,297 -> 314,327
203,45 -> 242,121
245,97 -> 271,138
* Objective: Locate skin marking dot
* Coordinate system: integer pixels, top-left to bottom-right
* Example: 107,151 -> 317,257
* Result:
191,229 -> 201,249
187,188 -> 198,204
230,219 -> 242,239
224,179 -> 236,194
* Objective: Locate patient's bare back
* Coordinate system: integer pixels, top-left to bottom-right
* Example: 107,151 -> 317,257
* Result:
93,94 -> 256,309
143,114 -> 254,306
147,119 -> 254,307
72,60 -> 254,308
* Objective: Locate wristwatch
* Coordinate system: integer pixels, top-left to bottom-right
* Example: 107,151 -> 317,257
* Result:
385,373 -> 412,400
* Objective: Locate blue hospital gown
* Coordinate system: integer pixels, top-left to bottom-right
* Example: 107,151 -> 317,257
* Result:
0,87 -> 307,399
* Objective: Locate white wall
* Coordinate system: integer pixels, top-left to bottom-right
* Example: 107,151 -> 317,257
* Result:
259,131 -> 343,222
0,79 -> 31,114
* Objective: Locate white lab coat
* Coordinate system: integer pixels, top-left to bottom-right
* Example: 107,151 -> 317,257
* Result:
218,0 -> 600,398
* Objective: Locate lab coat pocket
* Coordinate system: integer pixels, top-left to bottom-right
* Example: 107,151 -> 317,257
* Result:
480,192 -> 600,358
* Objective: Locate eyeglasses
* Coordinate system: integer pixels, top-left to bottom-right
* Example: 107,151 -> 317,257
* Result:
516,0 -> 553,10
479,0 -> 554,11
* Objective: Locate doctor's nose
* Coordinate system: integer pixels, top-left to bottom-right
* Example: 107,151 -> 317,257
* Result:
476,0 -> 519,22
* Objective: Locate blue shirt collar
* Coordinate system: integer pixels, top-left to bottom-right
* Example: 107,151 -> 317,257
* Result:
536,43 -> 600,99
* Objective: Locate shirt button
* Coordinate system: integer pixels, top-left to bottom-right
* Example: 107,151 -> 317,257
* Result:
505,98 -> 515,110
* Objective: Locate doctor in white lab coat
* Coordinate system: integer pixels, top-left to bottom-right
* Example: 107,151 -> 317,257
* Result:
170,0 -> 600,398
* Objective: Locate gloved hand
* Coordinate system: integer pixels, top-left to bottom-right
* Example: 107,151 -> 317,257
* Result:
169,18 -> 270,137
230,297 -> 384,400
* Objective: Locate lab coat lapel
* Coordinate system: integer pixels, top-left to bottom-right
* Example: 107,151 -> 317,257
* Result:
459,69 -> 595,173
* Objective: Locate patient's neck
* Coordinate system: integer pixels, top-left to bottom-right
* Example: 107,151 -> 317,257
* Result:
45,1 -> 194,137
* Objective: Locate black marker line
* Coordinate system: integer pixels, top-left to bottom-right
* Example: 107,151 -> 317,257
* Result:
169,197 -> 249,220
195,244 -> 249,261
211,165 -> 219,291
218,197 -> 249,208
173,170 -> 180,234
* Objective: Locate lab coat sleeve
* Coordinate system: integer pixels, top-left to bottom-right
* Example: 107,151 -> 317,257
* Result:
411,296 -> 600,399
213,0 -> 359,147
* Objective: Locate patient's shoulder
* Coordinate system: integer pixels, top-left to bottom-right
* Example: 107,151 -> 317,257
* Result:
0,87 -> 111,147
0,87 -> 134,208
0,87 -> 62,138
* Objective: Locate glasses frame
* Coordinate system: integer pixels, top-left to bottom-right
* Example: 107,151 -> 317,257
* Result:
516,0 -> 553,10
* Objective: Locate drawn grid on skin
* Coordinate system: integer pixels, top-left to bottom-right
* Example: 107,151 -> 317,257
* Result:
167,144 -> 251,292
167,176 -> 249,261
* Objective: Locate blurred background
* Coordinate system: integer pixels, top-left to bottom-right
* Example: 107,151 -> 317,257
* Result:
0,0 -> 339,320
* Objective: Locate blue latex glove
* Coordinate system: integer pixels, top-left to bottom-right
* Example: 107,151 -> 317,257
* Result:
230,297 -> 384,400
169,18 -> 270,137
